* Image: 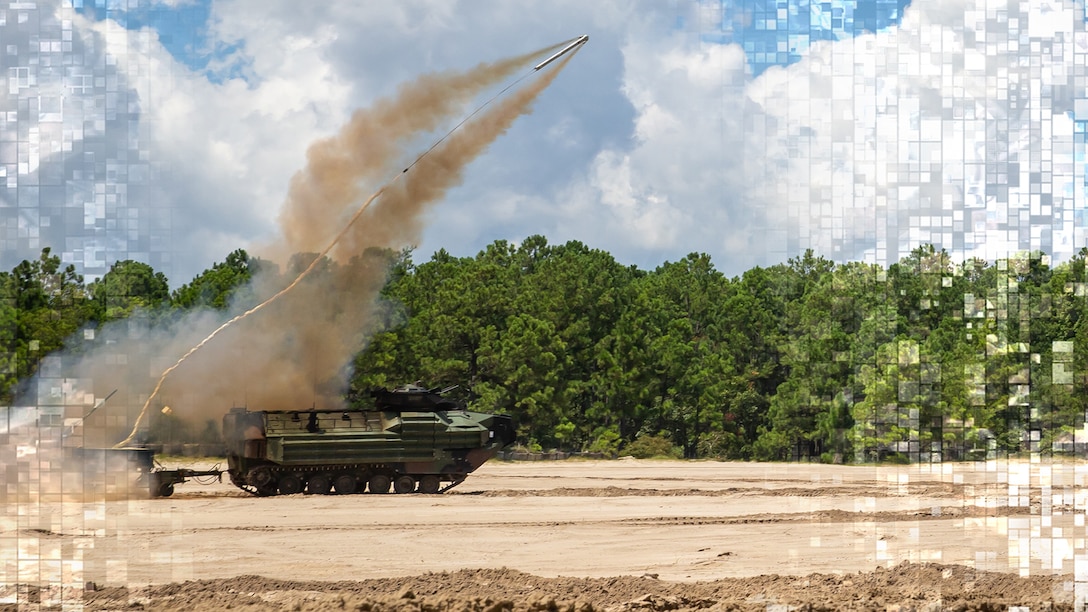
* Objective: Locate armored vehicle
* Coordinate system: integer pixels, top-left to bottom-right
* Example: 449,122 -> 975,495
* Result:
220,387 -> 516,496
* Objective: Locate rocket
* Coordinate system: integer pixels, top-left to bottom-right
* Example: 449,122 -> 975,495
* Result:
534,35 -> 589,71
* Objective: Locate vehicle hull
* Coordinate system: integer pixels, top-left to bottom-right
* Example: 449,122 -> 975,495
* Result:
221,407 -> 515,495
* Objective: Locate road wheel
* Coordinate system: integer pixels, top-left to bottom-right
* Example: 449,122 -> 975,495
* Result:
368,474 -> 391,494
307,473 -> 331,495
417,475 -> 441,494
333,474 -> 357,495
157,482 -> 175,498
248,466 -> 273,487
278,473 -> 303,495
394,475 -> 416,494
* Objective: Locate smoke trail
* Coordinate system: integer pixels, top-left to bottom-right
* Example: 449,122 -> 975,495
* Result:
113,189 -> 388,447
274,43 -> 565,260
339,51 -> 576,256
0,39 -> 582,607
112,44 -> 580,447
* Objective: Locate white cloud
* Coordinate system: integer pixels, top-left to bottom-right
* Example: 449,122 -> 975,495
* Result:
0,0 -> 359,283
2,0 -> 641,281
551,21 -> 762,271
83,1 -> 357,282
5,0 -> 1084,285
553,0 -> 1087,273
143,0 -> 637,280
741,0 -> 1087,268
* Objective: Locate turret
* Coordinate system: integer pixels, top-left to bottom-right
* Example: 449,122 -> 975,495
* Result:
370,383 -> 461,412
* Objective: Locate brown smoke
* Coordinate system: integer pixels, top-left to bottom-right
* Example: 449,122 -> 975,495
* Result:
274,44 -> 564,261
139,45 -> 578,427
5,40 -> 581,514
339,53 -> 573,256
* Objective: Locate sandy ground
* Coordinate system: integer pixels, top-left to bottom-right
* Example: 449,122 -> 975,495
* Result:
4,458 -> 1087,610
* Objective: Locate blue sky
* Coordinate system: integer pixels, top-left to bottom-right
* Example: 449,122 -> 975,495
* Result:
1,0 -> 1086,286
77,0 -> 915,84
73,0 -> 247,79
706,0 -> 911,75
77,0 -> 212,61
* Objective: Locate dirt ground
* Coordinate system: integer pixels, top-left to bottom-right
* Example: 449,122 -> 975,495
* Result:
3,458 -> 1086,610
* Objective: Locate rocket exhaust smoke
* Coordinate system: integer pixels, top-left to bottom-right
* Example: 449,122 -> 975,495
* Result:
111,41 -> 581,447
274,42 -> 567,259
0,37 -> 584,604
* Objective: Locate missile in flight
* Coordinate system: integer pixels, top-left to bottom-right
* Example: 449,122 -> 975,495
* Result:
534,35 -> 589,71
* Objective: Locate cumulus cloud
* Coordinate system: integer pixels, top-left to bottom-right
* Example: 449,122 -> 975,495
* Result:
743,0 -> 1085,267
0,0 -> 354,284
572,0 -> 1087,273
579,28 -> 758,268
9,4 -> 586,449
0,2 -> 137,277
0,0 -> 639,285
5,0 -> 1083,286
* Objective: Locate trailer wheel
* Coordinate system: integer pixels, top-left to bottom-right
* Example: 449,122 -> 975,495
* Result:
394,475 -> 416,494
367,474 -> 391,494
333,474 -> 357,495
307,473 -> 331,495
278,473 -> 303,495
157,482 -> 175,498
418,475 -> 441,494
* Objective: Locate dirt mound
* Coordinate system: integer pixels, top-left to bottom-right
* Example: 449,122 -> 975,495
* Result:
81,563 -> 1072,611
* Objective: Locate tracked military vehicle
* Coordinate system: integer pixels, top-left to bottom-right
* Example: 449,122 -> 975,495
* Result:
220,385 -> 516,496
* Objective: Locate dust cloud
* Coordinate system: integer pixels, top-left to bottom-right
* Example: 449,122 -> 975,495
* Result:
0,39 -> 579,606
2,39 -> 576,483
135,41 -> 573,431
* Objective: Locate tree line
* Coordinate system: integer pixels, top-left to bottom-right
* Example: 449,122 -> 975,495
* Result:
3,239 -> 1087,462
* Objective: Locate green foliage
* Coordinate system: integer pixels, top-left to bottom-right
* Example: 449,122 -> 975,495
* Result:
171,249 -> 258,310
554,419 -> 576,446
0,248 -> 96,401
346,239 -> 1088,462
623,433 -> 681,459
586,427 -> 622,457
7,239 -> 1088,462
751,427 -> 791,461
89,260 -> 170,321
